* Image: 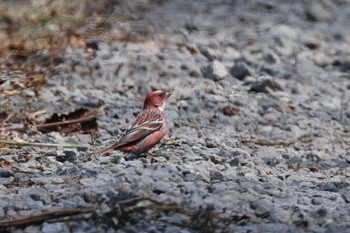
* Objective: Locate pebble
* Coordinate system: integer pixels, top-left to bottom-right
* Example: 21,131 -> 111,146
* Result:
250,199 -> 271,218
306,0 -> 334,22
221,105 -> 239,116
249,77 -> 283,93
201,60 -> 228,81
229,61 -> 251,80
0,169 -> 14,178
55,150 -> 77,162
42,222 -> 70,233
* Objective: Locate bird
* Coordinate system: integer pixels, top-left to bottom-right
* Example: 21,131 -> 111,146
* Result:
98,90 -> 171,155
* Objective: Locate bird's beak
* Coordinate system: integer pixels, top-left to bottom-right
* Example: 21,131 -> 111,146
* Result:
165,92 -> 171,99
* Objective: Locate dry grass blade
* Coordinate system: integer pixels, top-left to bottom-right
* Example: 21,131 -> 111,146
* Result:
0,139 -> 89,149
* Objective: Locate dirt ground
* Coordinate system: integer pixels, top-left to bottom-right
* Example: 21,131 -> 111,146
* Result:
1,0 -> 350,232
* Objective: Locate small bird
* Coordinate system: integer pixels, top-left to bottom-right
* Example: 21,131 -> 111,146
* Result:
99,90 -> 171,155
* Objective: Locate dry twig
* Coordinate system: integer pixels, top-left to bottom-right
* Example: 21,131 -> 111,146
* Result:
0,139 -> 88,150
0,196 -> 237,230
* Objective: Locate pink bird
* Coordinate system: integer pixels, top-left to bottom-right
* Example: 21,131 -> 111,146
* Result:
99,90 -> 171,155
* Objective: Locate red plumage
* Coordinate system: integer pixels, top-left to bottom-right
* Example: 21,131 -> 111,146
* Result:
99,90 -> 171,155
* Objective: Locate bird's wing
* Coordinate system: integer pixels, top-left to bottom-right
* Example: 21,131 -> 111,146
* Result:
109,110 -> 164,148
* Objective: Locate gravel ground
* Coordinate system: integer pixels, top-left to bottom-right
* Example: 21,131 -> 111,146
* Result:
1,0 -> 350,232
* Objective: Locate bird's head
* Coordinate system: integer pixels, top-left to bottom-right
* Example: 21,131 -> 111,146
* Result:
143,90 -> 171,111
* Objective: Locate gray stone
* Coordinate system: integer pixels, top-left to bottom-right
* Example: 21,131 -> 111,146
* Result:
209,170 -> 225,181
230,61 -> 251,80
199,47 -> 218,61
250,199 -> 271,218
23,226 -> 42,233
341,190 -> 350,203
201,60 -> 228,81
27,187 -> 51,204
55,150 -> 77,162
306,0 -> 334,22
249,77 -> 283,93
0,168 -> 14,178
42,222 -> 70,233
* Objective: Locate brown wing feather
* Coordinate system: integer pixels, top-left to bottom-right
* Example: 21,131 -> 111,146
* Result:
99,110 -> 164,153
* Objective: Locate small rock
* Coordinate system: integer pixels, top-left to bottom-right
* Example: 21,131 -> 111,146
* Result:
264,53 -> 277,64
260,64 -> 280,77
306,0 -> 334,22
0,208 -> 4,218
45,151 -> 58,157
23,226 -> 41,233
177,100 -> 188,109
311,198 -> 322,205
333,58 -> 350,72
189,70 -> 201,77
184,22 -> 199,33
304,38 -> 320,50
230,148 -> 251,159
42,222 -> 70,233
230,61 -> 251,80
0,168 -> 14,178
56,151 -> 77,163
205,138 -> 218,148
201,60 -> 228,81
345,155 -> 350,164
221,105 -> 239,116
28,187 -> 51,204
249,77 -> 283,93
341,190 -> 350,203
210,155 -> 223,165
263,157 -> 284,166
56,164 -> 81,176
250,199 -> 271,218
205,94 -> 227,103
125,41 -> 160,55
86,40 -> 99,50
311,52 -> 333,67
316,182 -> 338,192
210,170 -> 225,181
315,208 -> 327,218
22,89 -> 35,97
185,44 -> 199,54
200,47 -> 217,61
229,157 -> 240,166
270,24 -> 300,41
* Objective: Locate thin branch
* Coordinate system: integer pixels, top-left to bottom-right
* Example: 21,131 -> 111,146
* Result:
146,204 -> 195,216
0,139 -> 89,149
118,196 -> 162,206
0,207 -> 97,228
0,196 -> 196,229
